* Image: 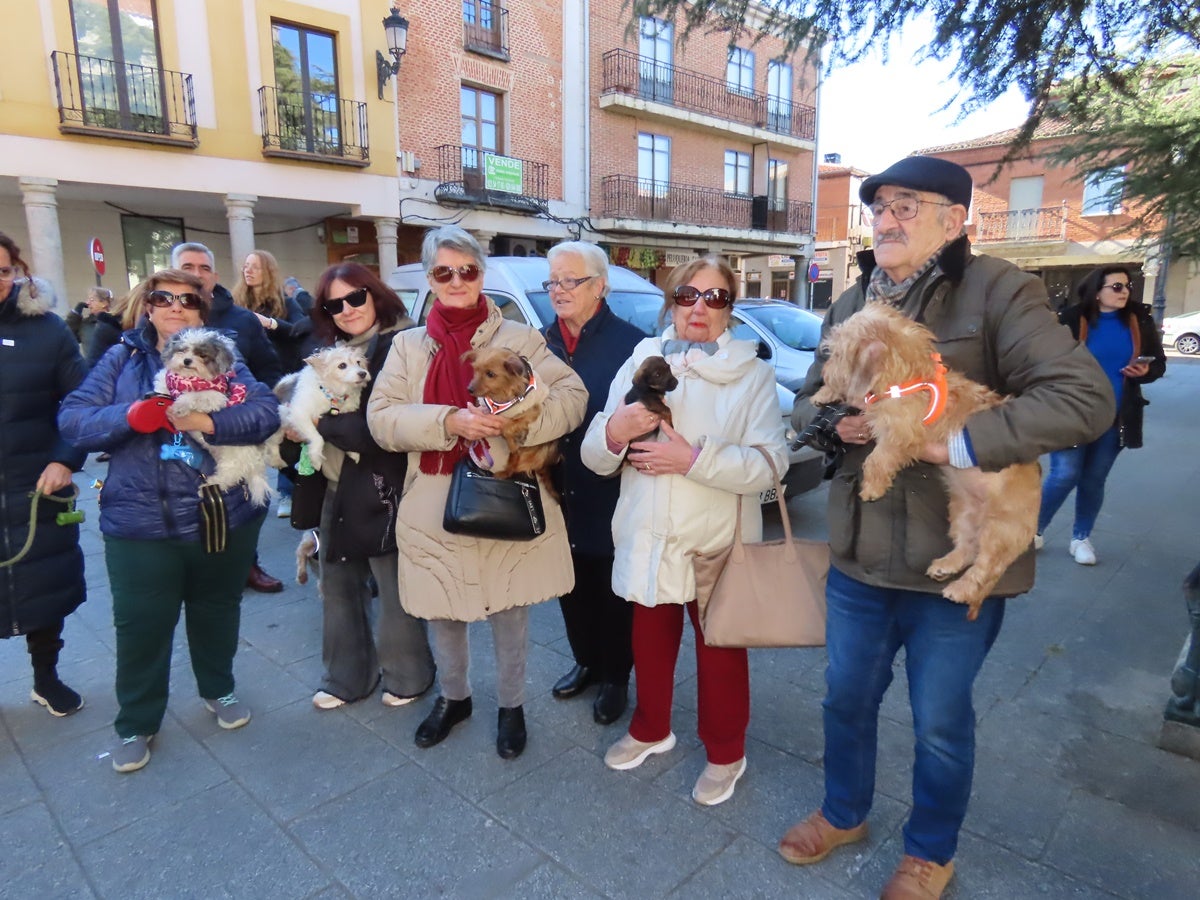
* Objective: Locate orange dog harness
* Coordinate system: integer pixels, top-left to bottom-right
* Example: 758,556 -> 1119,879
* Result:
863,352 -> 949,425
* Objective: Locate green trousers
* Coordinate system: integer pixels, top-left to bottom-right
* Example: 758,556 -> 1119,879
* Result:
104,515 -> 264,738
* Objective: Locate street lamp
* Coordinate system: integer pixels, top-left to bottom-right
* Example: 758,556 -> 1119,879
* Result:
376,7 -> 409,99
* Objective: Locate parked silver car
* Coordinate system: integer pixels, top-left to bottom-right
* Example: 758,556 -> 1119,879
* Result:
387,256 -> 824,498
1162,310 -> 1200,355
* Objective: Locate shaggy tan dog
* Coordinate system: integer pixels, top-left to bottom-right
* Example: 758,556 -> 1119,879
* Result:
811,303 -> 1040,619
464,347 -> 560,485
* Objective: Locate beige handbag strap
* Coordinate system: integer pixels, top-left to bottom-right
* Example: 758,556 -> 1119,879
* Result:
731,446 -> 795,563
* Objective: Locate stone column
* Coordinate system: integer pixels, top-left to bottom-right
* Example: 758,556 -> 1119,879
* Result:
224,194 -> 258,269
473,230 -> 497,256
374,217 -> 399,276
18,177 -> 67,312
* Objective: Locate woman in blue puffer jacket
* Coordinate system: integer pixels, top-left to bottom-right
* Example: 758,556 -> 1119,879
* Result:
59,268 -> 279,774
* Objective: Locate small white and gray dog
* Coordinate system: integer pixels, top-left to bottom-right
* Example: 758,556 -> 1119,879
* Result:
154,328 -> 274,506
266,344 -> 372,471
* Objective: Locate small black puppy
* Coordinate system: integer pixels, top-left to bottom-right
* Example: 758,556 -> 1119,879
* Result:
624,356 -> 677,443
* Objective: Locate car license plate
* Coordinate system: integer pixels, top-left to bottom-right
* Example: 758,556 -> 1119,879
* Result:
759,486 -> 778,504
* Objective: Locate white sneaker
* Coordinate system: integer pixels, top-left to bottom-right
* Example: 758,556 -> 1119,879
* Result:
692,758 -> 747,806
1070,538 -> 1096,566
1033,533 -> 1044,551
382,691 -> 416,708
604,731 -> 676,770
312,690 -> 346,710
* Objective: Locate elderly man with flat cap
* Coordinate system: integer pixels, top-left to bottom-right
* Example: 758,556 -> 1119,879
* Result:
782,156 -> 1114,898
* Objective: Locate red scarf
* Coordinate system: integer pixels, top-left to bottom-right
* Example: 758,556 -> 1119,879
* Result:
420,297 -> 489,474
558,319 -> 581,356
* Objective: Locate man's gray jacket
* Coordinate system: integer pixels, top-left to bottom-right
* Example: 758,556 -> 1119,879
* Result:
792,235 -> 1114,596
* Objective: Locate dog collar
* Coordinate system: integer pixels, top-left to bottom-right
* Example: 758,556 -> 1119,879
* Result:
862,353 -> 948,425
475,358 -> 537,415
319,383 -> 352,411
165,371 -> 247,405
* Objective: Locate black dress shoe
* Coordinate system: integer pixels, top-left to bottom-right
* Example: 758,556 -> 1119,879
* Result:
246,564 -> 284,593
414,696 -> 472,749
551,664 -> 592,699
496,706 -> 527,759
593,682 -> 628,725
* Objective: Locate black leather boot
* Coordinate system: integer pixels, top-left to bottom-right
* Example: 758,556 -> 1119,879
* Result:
592,682 -> 628,725
496,706 -> 527,759
414,696 -> 472,749
551,664 -> 592,699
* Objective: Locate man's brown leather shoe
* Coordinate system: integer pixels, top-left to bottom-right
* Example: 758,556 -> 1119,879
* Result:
246,563 -> 283,593
880,855 -> 954,899
778,809 -> 868,865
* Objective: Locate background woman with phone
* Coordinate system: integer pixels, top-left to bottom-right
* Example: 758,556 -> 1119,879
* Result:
1035,265 -> 1166,565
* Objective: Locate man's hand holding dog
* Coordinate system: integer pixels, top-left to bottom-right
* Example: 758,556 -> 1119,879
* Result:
446,406 -> 505,442
836,414 -> 873,445
628,422 -> 695,476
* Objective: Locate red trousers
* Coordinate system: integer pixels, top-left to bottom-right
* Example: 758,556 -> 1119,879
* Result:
628,600 -> 749,765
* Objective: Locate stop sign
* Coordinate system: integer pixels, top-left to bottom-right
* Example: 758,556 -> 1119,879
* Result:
89,238 -> 105,277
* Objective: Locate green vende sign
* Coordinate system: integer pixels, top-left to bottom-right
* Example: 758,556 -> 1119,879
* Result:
484,155 -> 523,194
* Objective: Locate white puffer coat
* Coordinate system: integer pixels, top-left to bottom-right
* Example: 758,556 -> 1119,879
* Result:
581,328 -> 788,607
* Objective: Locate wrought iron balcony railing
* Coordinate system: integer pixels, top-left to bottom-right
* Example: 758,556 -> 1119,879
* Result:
463,0 -> 509,60
51,50 -> 197,145
601,49 -> 816,142
433,145 -> 548,214
600,175 -> 813,235
975,205 -> 1067,243
258,86 -> 368,165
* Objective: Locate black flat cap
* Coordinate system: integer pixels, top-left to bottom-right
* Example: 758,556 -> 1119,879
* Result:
859,156 -> 973,208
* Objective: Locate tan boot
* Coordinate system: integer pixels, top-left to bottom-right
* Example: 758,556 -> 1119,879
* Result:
778,809 -> 868,865
879,855 -> 955,899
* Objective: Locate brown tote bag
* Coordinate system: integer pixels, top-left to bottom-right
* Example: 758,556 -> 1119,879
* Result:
692,446 -> 829,648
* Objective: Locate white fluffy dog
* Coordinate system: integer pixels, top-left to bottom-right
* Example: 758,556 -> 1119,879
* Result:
267,344 -> 372,471
154,328 -> 274,506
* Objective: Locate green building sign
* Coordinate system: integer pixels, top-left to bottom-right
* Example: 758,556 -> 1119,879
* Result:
484,154 -> 523,194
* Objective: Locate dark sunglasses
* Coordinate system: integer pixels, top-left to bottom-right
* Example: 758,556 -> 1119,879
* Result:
146,290 -> 205,311
1102,282 -> 1130,294
430,264 -> 482,285
322,287 -> 369,316
672,285 -> 733,309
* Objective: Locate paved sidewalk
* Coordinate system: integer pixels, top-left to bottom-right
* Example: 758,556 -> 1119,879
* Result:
2,362 -> 1199,899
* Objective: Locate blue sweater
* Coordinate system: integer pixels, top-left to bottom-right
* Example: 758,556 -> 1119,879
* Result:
1086,311 -> 1132,409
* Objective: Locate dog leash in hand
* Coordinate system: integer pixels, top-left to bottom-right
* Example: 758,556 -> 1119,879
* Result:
0,485 -> 83,569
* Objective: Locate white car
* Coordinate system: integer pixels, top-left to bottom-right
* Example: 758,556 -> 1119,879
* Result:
387,256 -> 825,499
1162,310 -> 1200,355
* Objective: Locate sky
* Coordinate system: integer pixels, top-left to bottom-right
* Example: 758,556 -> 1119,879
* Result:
815,21 -> 1032,175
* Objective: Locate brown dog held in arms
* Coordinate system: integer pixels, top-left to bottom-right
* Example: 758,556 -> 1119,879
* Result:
811,302 -> 1040,620
624,355 -> 677,443
464,347 -> 560,487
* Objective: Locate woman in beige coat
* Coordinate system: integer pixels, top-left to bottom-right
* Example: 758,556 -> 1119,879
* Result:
367,226 -> 586,760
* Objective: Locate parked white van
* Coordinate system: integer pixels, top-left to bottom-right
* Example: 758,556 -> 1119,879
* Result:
387,256 -> 824,499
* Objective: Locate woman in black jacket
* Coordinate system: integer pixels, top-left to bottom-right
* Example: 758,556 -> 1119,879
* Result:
542,241 -> 645,724
298,263 -> 435,710
0,232 -> 88,716
1036,265 -> 1166,565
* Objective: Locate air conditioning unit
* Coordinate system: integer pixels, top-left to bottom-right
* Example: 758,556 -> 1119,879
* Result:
509,241 -> 533,258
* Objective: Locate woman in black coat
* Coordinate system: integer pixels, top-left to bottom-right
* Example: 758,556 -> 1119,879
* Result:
542,241 -> 645,725
0,232 -> 88,716
295,263 -> 435,710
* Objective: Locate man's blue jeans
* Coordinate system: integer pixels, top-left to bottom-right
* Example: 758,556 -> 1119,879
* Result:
821,566 -> 1005,865
1037,425 -> 1122,540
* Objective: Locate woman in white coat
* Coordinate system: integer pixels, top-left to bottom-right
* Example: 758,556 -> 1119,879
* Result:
581,256 -> 787,806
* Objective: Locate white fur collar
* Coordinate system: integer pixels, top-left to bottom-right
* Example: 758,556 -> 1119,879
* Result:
4,278 -> 55,318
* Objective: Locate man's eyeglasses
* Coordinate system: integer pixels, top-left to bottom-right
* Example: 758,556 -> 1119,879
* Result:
866,196 -> 952,223
0,266 -> 17,279
1102,282 -> 1130,294
429,264 -> 482,284
322,287 -> 370,316
672,285 -> 734,309
542,275 -> 594,293
146,290 -> 206,311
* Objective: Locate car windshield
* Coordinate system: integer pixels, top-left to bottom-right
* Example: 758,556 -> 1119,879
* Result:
738,305 -> 822,351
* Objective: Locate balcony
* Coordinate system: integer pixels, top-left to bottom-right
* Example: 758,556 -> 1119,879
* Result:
600,50 -> 816,147
599,176 -> 813,237
463,0 -> 509,61
258,86 -> 368,166
51,50 -> 197,146
433,145 -> 547,215
975,205 -> 1067,244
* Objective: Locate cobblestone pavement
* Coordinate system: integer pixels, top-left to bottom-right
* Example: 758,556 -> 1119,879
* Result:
2,362 -> 1198,899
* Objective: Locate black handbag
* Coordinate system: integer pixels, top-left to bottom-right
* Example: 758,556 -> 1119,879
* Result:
443,456 -> 546,541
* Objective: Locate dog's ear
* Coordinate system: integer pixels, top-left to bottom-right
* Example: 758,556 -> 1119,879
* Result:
503,354 -> 526,378
461,350 -> 478,366
845,339 -> 888,401
212,334 -> 235,373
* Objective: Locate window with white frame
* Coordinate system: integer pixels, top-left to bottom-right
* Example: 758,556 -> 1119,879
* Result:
726,47 -> 754,96
1082,167 -> 1124,215
724,150 -> 751,195
638,132 -> 670,196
